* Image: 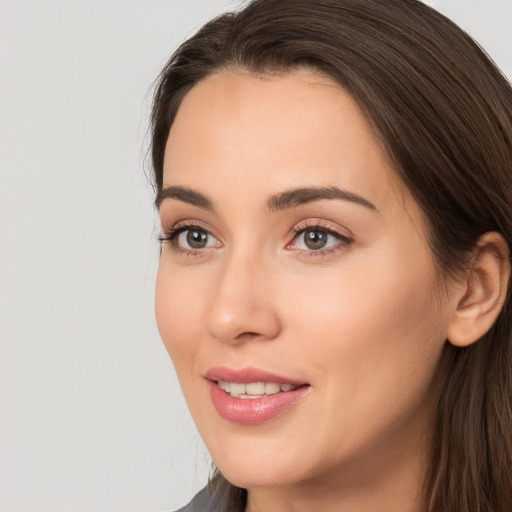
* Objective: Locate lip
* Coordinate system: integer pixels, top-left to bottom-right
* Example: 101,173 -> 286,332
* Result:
205,366 -> 307,386
205,367 -> 310,425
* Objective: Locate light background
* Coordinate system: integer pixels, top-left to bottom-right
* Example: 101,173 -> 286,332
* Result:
0,1 -> 511,511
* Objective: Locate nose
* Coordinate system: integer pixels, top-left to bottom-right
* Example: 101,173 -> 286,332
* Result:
205,251 -> 282,345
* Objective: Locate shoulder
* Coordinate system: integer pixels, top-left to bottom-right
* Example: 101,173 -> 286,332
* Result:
173,486 -> 224,512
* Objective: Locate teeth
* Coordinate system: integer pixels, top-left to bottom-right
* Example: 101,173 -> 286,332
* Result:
265,383 -> 281,395
217,380 -> 298,398
229,382 -> 246,396
218,380 -> 231,392
246,382 -> 265,395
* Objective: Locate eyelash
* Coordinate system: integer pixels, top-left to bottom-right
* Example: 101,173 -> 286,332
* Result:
157,221 -> 220,257
158,220 -> 354,257
288,220 -> 354,257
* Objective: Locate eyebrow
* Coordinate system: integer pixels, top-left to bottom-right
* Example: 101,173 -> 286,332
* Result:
267,186 -> 377,212
155,185 -> 377,212
155,186 -> 214,210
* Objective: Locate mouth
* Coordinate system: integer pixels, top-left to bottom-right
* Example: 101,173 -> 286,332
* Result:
216,380 -> 303,399
204,367 -> 310,424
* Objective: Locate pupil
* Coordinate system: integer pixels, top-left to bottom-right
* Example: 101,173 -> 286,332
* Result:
187,229 -> 208,248
305,229 -> 327,250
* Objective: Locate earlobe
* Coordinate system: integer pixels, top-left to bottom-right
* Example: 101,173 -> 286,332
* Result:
447,232 -> 510,348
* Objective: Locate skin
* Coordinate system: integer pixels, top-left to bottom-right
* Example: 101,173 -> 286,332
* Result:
155,69 -> 465,512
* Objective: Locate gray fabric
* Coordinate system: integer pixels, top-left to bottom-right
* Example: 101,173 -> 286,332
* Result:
174,487 -> 224,512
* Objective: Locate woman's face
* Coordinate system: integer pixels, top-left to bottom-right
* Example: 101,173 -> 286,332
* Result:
156,69 -> 456,491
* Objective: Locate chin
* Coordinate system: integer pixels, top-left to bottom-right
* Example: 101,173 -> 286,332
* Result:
206,436 -> 314,490
217,461 -> 300,489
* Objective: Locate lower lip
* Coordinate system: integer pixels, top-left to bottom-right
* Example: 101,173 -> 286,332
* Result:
208,381 -> 310,425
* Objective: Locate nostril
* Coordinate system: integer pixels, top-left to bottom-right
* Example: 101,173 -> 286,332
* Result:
206,294 -> 282,344
236,331 -> 272,342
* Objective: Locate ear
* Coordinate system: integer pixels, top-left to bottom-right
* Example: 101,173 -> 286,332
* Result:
447,232 -> 510,348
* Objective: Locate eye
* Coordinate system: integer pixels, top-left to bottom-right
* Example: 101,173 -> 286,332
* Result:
296,229 -> 335,250
287,221 -> 353,255
158,223 -> 222,254
177,227 -> 218,249
293,228 -> 340,251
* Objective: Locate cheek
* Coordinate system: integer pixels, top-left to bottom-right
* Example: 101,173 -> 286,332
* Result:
282,249 -> 447,409
155,262 -> 204,372
273,260 -> 447,469
287,253 -> 440,338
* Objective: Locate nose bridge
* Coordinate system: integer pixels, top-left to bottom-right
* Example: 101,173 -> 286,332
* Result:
205,242 -> 281,344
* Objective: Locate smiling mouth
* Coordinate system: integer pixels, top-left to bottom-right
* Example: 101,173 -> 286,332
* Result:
216,380 -> 305,399
207,369 -> 311,424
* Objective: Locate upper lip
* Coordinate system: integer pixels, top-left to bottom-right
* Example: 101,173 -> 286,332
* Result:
205,366 -> 308,386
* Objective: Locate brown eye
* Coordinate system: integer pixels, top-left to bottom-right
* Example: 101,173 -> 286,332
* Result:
186,228 -> 209,249
303,229 -> 328,250
287,223 -> 353,254
169,226 -> 221,252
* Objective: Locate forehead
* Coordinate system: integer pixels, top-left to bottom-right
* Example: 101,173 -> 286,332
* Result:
163,68 -> 408,215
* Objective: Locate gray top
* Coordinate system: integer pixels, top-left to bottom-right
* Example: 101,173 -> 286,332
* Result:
174,487 -> 225,512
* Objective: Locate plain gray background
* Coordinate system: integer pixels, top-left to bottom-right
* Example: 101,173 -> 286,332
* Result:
1,1 -> 511,511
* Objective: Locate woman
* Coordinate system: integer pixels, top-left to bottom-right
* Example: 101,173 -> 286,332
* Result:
150,0 -> 512,510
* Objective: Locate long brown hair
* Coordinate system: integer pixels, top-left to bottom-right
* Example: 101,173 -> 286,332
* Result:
150,1 -> 512,510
